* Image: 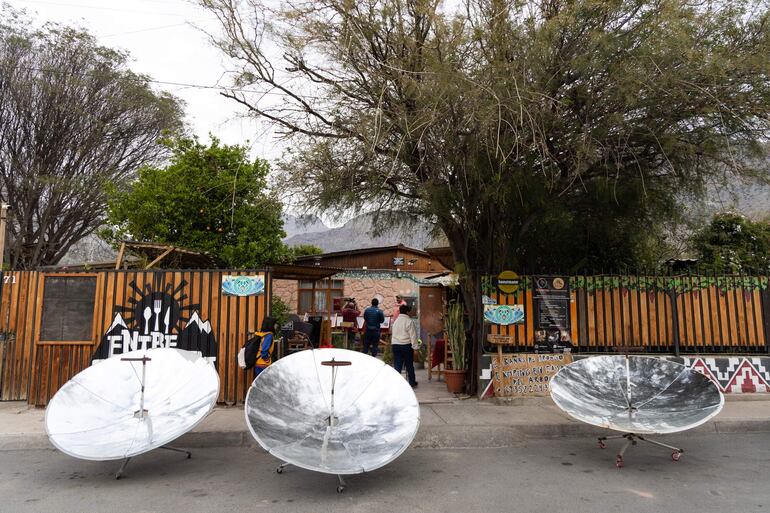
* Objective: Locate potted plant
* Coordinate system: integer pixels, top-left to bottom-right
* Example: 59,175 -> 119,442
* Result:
444,300 -> 466,393
414,339 -> 427,369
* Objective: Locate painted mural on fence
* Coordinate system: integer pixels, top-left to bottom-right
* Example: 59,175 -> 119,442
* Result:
221,275 -> 264,297
483,304 -> 525,325
92,280 -> 217,364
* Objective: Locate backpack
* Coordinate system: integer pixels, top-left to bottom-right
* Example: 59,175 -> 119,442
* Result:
238,333 -> 264,370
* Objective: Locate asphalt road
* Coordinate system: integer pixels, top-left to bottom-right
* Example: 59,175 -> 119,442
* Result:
1,433 -> 769,513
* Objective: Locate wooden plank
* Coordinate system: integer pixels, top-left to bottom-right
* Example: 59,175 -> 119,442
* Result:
524,289 -> 534,347
570,290 -> 578,345
114,242 -> 126,270
24,273 -> 42,402
145,246 -> 175,269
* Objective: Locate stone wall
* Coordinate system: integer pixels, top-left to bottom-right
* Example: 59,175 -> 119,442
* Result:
272,272 -> 438,315
344,276 -> 420,315
273,279 -> 298,312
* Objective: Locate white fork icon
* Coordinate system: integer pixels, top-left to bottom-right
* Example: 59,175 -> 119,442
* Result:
153,299 -> 162,332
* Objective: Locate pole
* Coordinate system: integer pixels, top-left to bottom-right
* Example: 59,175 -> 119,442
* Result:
0,204 -> 8,269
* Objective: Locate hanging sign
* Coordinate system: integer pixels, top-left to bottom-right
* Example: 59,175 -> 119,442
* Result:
497,270 -> 520,294
491,353 -> 573,397
483,304 -> 524,325
222,275 -> 265,296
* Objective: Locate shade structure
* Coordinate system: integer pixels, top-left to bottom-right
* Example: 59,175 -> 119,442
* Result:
550,355 -> 723,435
245,348 -> 420,475
45,348 -> 219,461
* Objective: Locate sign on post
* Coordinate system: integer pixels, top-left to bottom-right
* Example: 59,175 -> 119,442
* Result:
490,352 -> 573,398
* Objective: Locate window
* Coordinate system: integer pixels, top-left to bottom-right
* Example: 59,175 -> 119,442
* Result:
39,275 -> 97,343
297,279 -> 344,315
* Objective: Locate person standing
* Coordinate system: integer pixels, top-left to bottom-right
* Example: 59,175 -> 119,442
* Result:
392,294 -> 407,320
362,298 -> 385,357
341,299 -> 360,349
390,304 -> 418,388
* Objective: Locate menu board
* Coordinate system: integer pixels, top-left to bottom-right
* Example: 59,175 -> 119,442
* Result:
491,353 -> 573,397
533,276 -> 570,330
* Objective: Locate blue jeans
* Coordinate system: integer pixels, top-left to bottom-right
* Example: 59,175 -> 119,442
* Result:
363,329 -> 380,357
392,344 -> 416,386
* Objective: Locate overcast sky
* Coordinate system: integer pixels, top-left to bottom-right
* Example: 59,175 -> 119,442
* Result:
6,0 -> 284,161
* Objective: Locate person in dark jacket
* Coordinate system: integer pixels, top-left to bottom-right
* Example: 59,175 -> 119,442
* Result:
362,298 -> 385,357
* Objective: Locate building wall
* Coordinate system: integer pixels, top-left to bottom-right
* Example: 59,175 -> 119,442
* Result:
274,272 -> 440,317
344,276 -> 422,315
273,279 -> 298,312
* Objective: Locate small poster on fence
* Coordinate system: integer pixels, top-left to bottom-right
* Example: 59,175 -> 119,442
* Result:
221,275 -> 265,296
491,353 -> 573,398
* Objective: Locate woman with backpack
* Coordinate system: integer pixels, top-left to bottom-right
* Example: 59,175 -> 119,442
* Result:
239,316 -> 277,378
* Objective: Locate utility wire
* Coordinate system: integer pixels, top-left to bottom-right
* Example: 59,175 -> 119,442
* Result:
10,0 -> 206,17
16,65 -> 329,100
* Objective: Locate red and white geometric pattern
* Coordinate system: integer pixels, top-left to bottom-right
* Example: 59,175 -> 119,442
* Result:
724,360 -> 769,393
687,358 -> 723,392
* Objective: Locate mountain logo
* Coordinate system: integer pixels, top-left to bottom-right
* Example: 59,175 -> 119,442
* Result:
92,279 -> 217,365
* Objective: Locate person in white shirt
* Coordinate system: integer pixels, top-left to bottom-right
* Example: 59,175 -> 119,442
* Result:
390,303 -> 418,388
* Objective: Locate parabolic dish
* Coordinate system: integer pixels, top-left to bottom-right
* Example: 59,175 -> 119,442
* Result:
45,348 -> 219,460
550,355 -> 723,435
245,348 -> 420,475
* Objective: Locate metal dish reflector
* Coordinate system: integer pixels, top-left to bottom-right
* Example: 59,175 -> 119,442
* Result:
245,348 -> 420,476
550,355 -> 723,434
45,348 -> 219,461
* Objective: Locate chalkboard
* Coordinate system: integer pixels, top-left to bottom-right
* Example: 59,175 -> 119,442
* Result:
39,276 -> 97,342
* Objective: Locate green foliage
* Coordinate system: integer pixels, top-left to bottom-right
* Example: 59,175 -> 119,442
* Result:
270,295 -> 291,330
0,7 -> 183,268
202,0 -> 770,273
445,301 -> 467,370
382,345 -> 393,365
288,244 -> 324,260
569,274 -> 769,293
103,136 -> 288,268
692,214 -> 770,273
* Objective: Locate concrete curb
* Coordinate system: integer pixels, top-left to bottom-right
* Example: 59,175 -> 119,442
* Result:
4,419 -> 770,452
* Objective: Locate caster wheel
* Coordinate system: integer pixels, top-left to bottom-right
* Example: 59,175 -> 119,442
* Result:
598,440 -> 606,449
337,486 -> 345,493
672,451 -> 681,462
616,457 -> 624,469
186,453 -> 192,460
276,467 -> 283,474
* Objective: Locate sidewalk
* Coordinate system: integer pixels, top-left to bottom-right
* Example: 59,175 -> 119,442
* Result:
3,368 -> 770,451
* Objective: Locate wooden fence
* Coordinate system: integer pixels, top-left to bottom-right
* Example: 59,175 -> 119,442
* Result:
0,270 -> 270,406
483,274 -> 770,354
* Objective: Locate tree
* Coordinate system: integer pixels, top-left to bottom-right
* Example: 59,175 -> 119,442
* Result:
200,0 -> 770,390
692,213 -> 770,273
0,9 -> 184,269
288,244 -> 324,260
103,136 -> 288,268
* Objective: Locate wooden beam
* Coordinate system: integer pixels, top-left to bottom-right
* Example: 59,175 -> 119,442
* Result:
114,242 -> 126,270
0,204 -> 8,268
145,246 -> 175,269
